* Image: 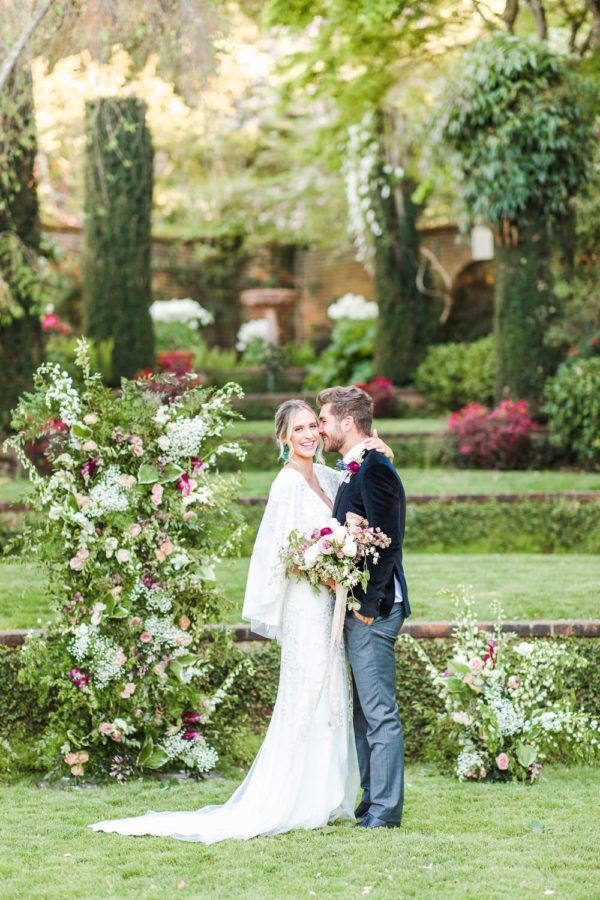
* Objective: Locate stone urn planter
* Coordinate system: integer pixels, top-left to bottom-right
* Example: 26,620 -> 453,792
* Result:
240,287 -> 298,344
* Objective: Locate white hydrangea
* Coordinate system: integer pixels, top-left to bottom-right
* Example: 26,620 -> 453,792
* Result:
130,582 -> 173,614
143,615 -> 192,650
490,697 -> 525,737
89,466 -> 130,515
69,625 -> 125,689
36,362 -> 82,426
164,417 -> 209,460
327,292 -> 378,321
455,748 -> 485,778
150,298 -> 214,328
160,732 -> 218,774
236,318 -> 275,351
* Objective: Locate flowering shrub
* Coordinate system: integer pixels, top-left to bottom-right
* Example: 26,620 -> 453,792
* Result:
156,350 -> 195,376
543,358 -> 600,468
327,293 -> 378,321
42,306 -> 73,335
355,376 -> 395,417
3,340 -> 251,781
150,298 -> 214,328
402,595 -> 599,782
446,399 -> 537,469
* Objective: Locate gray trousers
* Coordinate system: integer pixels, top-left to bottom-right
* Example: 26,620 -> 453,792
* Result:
345,603 -> 405,825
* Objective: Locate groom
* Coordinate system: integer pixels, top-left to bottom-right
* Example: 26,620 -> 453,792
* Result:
317,385 -> 410,830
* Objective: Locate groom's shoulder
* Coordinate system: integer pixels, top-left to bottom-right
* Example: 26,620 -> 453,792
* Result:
361,451 -> 400,482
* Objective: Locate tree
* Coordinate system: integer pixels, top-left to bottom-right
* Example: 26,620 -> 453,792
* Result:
83,98 -> 154,381
264,0 -> 451,381
434,33 -> 597,405
0,68 -> 43,430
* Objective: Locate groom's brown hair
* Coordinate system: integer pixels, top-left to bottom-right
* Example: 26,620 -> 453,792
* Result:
316,385 -> 373,435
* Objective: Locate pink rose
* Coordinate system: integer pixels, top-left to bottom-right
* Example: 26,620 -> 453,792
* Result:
183,511 -> 196,522
129,435 -> 143,445
116,650 -> 127,666
119,474 -> 136,488
82,440 -> 97,452
131,444 -> 144,457
112,732 -> 122,743
347,460 -> 361,475
78,751 -> 89,763
469,657 -> 484,672
129,523 -> 142,537
508,676 -> 520,690
70,764 -> 84,777
140,631 -> 153,643
496,753 -> 509,771
179,615 -> 190,630
320,527 -> 333,536
120,682 -> 136,699
151,484 -> 164,506
83,413 -> 98,425
464,673 -> 474,684
155,539 -> 174,562
99,722 -> 114,735
65,752 -> 79,765
69,555 -> 84,571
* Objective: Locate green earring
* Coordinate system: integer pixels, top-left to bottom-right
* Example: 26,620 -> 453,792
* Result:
282,443 -> 289,461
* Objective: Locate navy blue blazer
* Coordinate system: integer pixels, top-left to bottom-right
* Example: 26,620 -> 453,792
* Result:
332,449 -> 410,620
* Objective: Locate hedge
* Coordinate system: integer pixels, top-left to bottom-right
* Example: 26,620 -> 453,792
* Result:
205,368 -> 307,394
2,636 -> 598,776
239,498 -> 600,556
217,435 -> 447,472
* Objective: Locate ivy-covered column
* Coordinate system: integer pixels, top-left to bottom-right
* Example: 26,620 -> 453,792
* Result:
83,98 -> 154,381
344,113 -> 426,385
0,68 -> 43,430
436,34 -> 595,407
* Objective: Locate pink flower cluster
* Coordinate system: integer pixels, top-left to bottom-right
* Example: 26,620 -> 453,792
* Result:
447,399 -> 536,469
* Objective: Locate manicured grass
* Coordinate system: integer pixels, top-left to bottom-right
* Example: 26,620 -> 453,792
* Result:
236,467 -> 600,498
0,765 -> 598,898
2,468 -> 599,506
226,418 -> 447,437
4,554 -> 598,630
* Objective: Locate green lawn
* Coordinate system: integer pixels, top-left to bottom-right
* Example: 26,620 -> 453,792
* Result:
2,468 -> 599,507
236,467 -> 600,498
3,554 -> 598,630
226,418 -> 447,437
0,766 -> 598,898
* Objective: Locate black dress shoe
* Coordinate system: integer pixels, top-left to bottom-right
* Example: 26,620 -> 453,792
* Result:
355,813 -> 400,830
354,799 -> 371,819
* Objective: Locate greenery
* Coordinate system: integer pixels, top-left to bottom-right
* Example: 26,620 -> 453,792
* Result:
0,765 -> 597,897
0,70 -> 43,432
4,552 -> 600,630
2,345 -> 249,780
83,98 -> 154,382
304,318 -> 376,391
434,33 -> 597,405
415,336 -> 495,411
224,418 -> 447,437
544,358 -> 600,468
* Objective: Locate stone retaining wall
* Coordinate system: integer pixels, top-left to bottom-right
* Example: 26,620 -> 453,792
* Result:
2,620 -> 599,648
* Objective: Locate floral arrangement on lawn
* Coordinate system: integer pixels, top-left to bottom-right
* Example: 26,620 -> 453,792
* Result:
3,339 -> 251,782
401,594 -> 599,782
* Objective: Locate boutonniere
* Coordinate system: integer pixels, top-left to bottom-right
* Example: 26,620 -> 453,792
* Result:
335,448 -> 365,477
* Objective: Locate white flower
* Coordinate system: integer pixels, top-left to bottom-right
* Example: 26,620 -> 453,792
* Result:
235,318 -> 275,351
116,548 -> 131,564
150,298 -> 214,327
451,711 -> 473,726
158,435 -> 170,451
304,544 -> 322,568
515,641 -> 534,657
343,539 -> 357,557
165,417 -> 209,460
327,293 -> 378,321
105,537 -> 118,558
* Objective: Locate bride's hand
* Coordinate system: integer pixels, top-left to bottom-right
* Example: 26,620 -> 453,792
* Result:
363,428 -> 394,461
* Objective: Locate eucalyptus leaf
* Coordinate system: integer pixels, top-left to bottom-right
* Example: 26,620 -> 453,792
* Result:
137,464 -> 159,484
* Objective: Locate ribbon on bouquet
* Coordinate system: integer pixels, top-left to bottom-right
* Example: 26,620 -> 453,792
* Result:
316,582 -> 348,726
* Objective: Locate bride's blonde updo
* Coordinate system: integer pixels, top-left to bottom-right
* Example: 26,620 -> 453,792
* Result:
274,399 -> 324,464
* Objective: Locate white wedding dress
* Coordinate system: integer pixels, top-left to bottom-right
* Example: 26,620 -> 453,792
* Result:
90,463 -> 359,843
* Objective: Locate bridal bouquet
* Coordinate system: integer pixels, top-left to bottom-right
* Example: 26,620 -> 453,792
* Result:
280,512 -> 391,611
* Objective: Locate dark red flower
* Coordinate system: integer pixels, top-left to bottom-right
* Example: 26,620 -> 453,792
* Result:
320,527 -> 333,536
347,460 -> 361,475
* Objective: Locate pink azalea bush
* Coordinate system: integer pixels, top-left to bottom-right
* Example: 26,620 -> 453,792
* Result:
4,339 -> 252,781
447,399 -> 537,469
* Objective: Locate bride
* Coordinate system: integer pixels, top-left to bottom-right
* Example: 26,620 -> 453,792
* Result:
90,399 -> 392,844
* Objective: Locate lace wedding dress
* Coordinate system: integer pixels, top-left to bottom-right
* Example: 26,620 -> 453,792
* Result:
90,463 -> 359,843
